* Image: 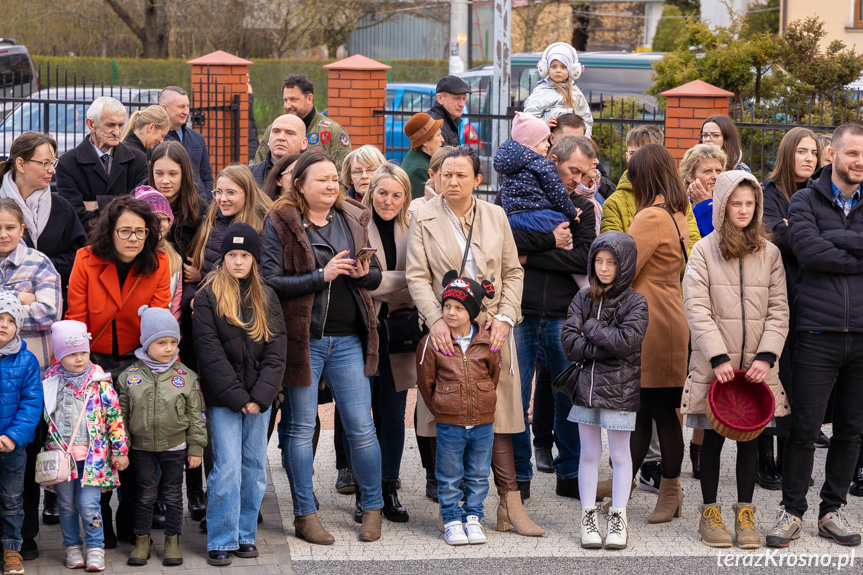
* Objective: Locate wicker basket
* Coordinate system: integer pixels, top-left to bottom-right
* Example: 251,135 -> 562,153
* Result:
704,370 -> 775,442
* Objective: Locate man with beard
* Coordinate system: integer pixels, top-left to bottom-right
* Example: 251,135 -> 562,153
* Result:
768,123 -> 863,548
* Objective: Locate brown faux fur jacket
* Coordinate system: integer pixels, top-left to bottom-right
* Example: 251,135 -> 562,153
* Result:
265,198 -> 379,386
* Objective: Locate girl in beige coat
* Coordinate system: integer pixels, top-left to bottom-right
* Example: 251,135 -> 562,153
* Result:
406,147 -> 545,537
682,170 -> 789,549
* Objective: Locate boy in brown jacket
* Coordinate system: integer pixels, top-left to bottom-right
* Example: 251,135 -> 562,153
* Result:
416,271 -> 500,546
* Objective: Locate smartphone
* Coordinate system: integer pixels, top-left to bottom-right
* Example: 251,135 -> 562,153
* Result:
356,248 -> 377,261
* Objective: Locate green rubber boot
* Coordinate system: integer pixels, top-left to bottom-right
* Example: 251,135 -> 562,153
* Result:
163,534 -> 183,566
127,535 -> 151,566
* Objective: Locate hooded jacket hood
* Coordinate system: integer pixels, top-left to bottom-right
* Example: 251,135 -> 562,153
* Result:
712,170 -> 763,232
587,231 -> 637,299
493,139 -> 542,176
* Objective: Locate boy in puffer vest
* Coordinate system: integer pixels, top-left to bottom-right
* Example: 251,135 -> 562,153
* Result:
416,272 -> 500,546
116,306 -> 206,567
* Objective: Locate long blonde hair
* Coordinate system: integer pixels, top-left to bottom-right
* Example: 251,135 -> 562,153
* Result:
187,165 -> 273,269
199,262 -> 274,342
552,78 -> 576,111
160,236 -> 182,276
362,163 -> 411,227
121,105 -> 170,142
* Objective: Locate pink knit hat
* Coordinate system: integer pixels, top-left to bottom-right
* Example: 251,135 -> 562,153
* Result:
511,112 -> 550,151
133,186 -> 174,224
51,320 -> 91,362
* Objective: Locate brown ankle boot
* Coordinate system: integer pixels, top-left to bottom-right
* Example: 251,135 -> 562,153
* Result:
294,513 -> 335,545
648,476 -> 683,524
359,509 -> 382,542
596,478 -> 613,500
733,503 -> 761,549
496,491 -> 546,537
601,480 -> 636,513
698,503 -> 732,547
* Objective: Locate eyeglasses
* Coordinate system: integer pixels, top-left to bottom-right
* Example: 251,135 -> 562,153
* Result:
350,167 -> 374,178
701,132 -> 722,142
281,169 -> 293,177
157,216 -> 172,226
27,158 -> 59,170
212,189 -> 241,199
115,227 -> 149,240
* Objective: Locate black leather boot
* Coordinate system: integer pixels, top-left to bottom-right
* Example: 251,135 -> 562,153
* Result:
187,490 -> 207,522
756,435 -> 782,490
517,480 -> 531,503
100,493 -> 117,549
41,491 -> 59,525
425,469 -> 438,503
353,486 -> 363,523
851,467 -> 863,496
382,481 -> 409,523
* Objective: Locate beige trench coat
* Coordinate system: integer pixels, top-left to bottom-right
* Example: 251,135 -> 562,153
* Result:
406,195 -> 525,435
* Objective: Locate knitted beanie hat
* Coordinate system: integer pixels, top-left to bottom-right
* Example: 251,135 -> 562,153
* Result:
220,222 -> 261,262
511,112 -> 550,151
138,305 -> 181,349
440,270 -> 495,321
133,186 -> 174,224
51,320 -> 91,361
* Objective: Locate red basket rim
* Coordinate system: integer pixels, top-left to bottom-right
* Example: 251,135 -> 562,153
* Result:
707,370 -> 774,432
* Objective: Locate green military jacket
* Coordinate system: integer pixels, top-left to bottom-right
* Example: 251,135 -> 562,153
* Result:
116,360 -> 207,457
255,109 -> 352,172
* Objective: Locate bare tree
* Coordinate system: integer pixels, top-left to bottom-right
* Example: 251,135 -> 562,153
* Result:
103,0 -> 169,58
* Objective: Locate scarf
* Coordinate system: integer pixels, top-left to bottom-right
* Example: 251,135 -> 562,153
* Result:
574,181 -> 602,236
47,361 -> 95,400
0,172 -> 52,247
0,334 -> 21,358
134,347 -> 178,374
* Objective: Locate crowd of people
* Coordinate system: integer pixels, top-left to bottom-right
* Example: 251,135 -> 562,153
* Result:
1,39 -> 863,574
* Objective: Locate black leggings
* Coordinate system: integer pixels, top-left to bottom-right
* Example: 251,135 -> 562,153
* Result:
700,429 -> 758,504
630,404 -> 684,479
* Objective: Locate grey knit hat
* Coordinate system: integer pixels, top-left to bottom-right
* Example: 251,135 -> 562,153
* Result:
0,291 -> 25,328
138,305 -> 181,349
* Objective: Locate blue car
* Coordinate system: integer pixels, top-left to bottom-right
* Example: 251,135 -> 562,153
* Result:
384,83 -> 483,163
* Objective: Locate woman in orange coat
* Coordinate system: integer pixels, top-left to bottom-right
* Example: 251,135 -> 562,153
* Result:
65,195 -> 171,548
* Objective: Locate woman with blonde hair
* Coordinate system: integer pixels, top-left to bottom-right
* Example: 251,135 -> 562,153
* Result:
342,145 -> 386,201
680,144 -> 728,236
121,105 -> 171,156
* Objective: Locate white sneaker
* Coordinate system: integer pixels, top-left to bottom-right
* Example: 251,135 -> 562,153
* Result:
464,515 -> 487,545
444,520 -> 469,545
605,508 -> 628,550
65,545 -> 85,569
85,548 -> 105,572
580,506 -> 603,549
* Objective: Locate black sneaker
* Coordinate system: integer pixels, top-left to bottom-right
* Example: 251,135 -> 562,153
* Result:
638,461 -> 662,494
556,477 -> 580,499
20,538 -> 39,561
851,468 -> 863,497
816,430 -> 831,448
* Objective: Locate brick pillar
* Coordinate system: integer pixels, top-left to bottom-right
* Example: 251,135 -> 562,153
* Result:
660,80 -> 734,163
323,55 -> 391,150
187,50 -> 253,177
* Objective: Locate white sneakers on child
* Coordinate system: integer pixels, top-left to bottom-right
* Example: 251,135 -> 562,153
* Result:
581,506 -> 603,549
85,548 -> 105,572
65,545 -> 85,569
444,520 -> 469,545
464,515 -> 487,544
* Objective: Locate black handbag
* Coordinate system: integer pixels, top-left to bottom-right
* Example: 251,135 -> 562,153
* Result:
551,360 -> 584,402
380,307 -> 426,355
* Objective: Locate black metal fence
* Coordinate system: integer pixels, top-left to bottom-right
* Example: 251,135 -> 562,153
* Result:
189,71 -> 242,170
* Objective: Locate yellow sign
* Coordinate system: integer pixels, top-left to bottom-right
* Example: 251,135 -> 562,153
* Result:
457,33 -> 468,44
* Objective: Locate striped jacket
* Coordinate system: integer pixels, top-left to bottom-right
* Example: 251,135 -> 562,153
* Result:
0,241 -> 62,372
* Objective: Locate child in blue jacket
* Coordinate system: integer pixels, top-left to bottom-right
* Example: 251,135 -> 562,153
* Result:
0,291 -> 44,573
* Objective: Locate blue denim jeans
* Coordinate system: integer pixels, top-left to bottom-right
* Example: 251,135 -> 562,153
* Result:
206,406 -> 270,552
280,335 -> 383,515
436,423 -> 494,523
55,461 -> 104,548
0,446 -> 26,552
371,350 -> 408,482
513,316 -> 580,480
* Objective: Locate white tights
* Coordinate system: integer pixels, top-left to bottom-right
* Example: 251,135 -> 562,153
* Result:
577,423 -> 632,509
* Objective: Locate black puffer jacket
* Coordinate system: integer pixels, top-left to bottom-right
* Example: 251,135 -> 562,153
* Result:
560,231 -> 649,411
788,164 -> 863,333
192,280 -> 287,412
427,101 -> 462,147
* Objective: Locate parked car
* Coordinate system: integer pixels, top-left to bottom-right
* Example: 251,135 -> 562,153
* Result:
0,39 -> 38,116
0,86 -> 160,159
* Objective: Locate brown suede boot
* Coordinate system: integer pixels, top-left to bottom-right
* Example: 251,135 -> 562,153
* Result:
647,476 -> 683,524
601,480 -> 637,513
596,478 -> 613,500
496,491 -> 546,537
733,503 -> 762,549
698,503 -> 733,548
359,509 -> 382,542
294,513 -> 335,545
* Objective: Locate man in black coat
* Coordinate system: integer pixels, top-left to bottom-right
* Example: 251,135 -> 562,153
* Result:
769,123 -> 863,548
249,114 -> 307,187
161,86 -> 214,199
56,96 -> 148,227
427,75 -> 471,147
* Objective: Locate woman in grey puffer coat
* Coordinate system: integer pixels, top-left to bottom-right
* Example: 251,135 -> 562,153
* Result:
560,230 -> 648,550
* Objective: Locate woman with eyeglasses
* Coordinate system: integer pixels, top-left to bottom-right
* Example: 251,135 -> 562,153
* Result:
341,145 -> 386,201
680,144 -> 729,237
66,195 -> 172,548
700,115 -> 750,172
0,131 -> 87,289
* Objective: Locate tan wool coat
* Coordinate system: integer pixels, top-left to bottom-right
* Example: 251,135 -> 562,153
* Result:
628,197 -> 690,388
406,194 -> 525,435
681,171 -> 790,418
367,217 -> 417,393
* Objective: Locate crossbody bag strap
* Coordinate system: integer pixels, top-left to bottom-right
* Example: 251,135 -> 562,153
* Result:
657,205 -> 688,263
92,274 -> 144,344
458,203 -> 478,277
60,384 -> 95,454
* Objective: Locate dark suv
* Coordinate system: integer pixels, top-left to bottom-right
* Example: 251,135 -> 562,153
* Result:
0,39 -> 38,115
